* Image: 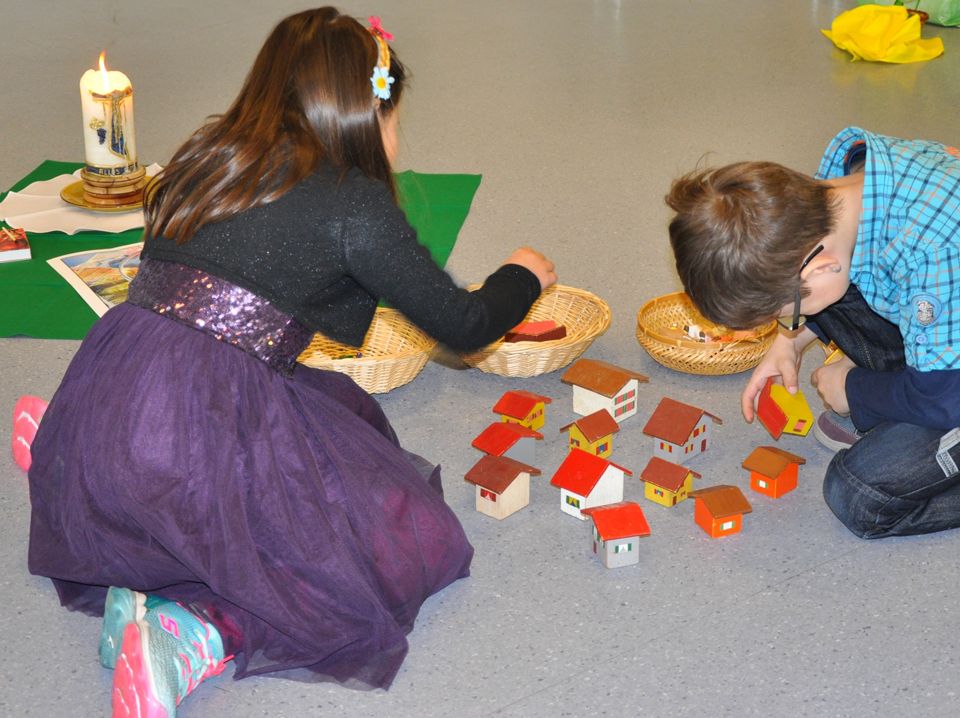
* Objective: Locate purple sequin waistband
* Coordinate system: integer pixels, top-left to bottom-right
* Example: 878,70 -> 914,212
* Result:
127,258 -> 315,375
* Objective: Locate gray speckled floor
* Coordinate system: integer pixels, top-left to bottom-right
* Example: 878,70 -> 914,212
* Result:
2,1 -> 960,717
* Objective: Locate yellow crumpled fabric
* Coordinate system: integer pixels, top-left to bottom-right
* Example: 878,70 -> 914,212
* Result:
822,4 -> 945,63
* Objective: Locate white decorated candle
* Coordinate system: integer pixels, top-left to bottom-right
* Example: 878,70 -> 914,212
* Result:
79,52 -> 139,175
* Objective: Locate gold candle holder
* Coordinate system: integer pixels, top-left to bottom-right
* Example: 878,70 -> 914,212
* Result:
79,165 -> 147,207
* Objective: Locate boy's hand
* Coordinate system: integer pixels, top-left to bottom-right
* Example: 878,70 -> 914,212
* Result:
505,247 -> 557,290
741,328 -> 815,423
810,355 -> 855,417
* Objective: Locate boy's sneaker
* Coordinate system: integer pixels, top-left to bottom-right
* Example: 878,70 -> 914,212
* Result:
11,396 -> 47,471
111,593 -> 230,718
814,411 -> 863,452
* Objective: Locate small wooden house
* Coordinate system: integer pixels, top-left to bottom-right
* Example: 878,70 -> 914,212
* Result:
559,409 -> 620,458
639,456 -> 701,507
560,359 -> 649,423
742,446 -> 806,499
550,449 -> 631,521
642,397 -> 722,465
504,320 -> 568,343
582,502 -> 651,569
689,484 -> 753,538
464,454 -> 540,520
472,422 -> 544,466
493,390 -> 552,431
756,377 -> 814,440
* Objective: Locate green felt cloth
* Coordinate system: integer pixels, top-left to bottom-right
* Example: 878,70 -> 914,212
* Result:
0,161 -> 481,340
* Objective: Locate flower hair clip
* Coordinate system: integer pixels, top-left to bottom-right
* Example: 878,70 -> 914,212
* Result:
368,16 -> 395,101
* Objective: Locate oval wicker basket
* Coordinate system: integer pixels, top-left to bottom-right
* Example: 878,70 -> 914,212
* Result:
460,284 -> 612,377
298,307 -> 436,393
636,292 -> 777,375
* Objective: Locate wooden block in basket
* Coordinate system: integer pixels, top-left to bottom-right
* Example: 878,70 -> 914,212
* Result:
459,284 -> 612,378
636,292 -> 777,376
298,307 -> 436,393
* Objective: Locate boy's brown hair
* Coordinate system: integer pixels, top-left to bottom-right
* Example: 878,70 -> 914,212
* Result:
665,161 -> 837,329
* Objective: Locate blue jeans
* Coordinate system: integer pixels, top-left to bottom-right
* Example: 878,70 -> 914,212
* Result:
807,285 -> 960,538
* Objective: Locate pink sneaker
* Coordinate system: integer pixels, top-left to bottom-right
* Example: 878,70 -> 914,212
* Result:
11,396 -> 48,471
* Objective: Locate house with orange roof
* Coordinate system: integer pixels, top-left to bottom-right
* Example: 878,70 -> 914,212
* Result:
493,390 -> 552,431
472,422 -> 544,466
689,484 -> 752,538
550,449 -> 630,520
560,358 -> 649,422
464,455 -> 540,521
559,409 -> 620,458
742,446 -> 806,499
582,502 -> 651,569
639,456 -> 701,507
642,397 -> 722,465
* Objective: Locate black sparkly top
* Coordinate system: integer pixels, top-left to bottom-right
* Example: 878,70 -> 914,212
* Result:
141,164 -> 542,350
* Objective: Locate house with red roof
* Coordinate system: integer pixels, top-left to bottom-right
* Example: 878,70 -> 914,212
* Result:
640,456 -> 701,507
560,358 -> 649,423
550,449 -> 630,521
582,502 -> 652,568
465,455 -> 540,520
493,390 -> 552,431
642,397 -> 722,465
742,446 -> 806,499
756,376 -> 814,440
472,422 -> 543,466
559,409 -> 620,458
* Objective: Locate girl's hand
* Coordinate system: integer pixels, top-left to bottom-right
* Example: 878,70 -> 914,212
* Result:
810,354 -> 855,417
505,247 -> 557,290
741,328 -> 815,423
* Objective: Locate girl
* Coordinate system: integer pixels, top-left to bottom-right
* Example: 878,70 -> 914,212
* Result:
26,8 -> 556,717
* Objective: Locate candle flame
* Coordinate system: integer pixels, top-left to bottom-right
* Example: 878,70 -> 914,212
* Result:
98,52 -> 109,93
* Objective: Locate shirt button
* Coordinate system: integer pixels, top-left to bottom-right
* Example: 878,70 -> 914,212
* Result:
916,335 -> 928,345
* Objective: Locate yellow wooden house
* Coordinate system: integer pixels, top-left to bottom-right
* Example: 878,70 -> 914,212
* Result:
640,456 -> 702,508
757,377 -> 814,440
493,390 -> 553,432
559,409 -> 620,458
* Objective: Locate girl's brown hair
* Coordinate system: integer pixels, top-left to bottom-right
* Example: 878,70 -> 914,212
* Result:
665,162 -> 837,329
144,7 -> 406,243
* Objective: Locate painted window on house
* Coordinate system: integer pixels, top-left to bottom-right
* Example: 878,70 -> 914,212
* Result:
571,438 -> 580,447
660,442 -> 673,453
615,405 -> 625,417
693,427 -> 700,438
721,520 -> 735,531
480,489 -> 498,502
758,480 -> 767,489
614,543 -> 633,553
794,419 -> 807,432
596,442 -> 608,454
654,488 -> 664,497
566,495 -> 581,509
685,444 -> 693,454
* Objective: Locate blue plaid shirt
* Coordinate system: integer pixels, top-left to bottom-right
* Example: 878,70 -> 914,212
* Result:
817,127 -> 960,371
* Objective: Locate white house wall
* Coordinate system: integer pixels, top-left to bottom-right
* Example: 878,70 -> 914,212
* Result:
560,489 -> 589,520
572,386 -> 615,419
585,467 -> 624,510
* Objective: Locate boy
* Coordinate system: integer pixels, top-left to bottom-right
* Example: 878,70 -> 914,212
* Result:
666,126 -> 960,538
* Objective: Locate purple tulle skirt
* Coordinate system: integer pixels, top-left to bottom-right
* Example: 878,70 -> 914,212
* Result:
27,301 -> 473,689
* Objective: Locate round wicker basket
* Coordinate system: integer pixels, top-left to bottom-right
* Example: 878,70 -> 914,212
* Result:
636,292 -> 777,375
460,284 -> 612,377
298,307 -> 436,393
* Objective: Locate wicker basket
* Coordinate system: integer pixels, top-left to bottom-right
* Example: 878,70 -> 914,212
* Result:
298,308 -> 436,393
636,292 -> 777,375
459,284 -> 612,377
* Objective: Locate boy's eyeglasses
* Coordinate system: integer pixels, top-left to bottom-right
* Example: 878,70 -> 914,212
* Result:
778,245 -> 825,332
